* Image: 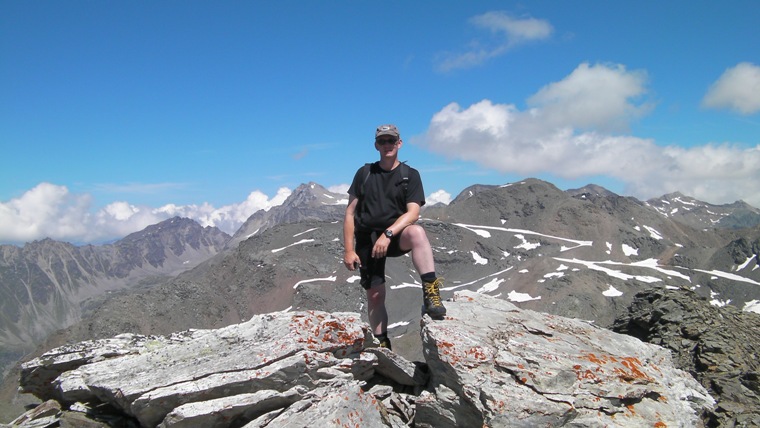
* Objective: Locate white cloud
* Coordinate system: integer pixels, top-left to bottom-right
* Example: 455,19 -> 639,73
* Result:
0,183 -> 92,243
0,183 -> 291,244
328,184 -> 350,194
156,187 -> 292,234
436,11 -> 553,72
419,62 -> 760,207
103,201 -> 140,221
527,63 -> 651,132
702,62 -> 760,114
427,190 -> 452,205
93,203 -> 168,240
470,11 -> 553,43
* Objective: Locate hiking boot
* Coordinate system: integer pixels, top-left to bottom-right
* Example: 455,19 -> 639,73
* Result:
422,278 -> 447,319
377,336 -> 392,351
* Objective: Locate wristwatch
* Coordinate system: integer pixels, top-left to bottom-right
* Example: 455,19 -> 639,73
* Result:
384,229 -> 393,238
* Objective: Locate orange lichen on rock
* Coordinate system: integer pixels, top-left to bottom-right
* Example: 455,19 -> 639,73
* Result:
576,369 -> 600,382
574,353 -> 657,385
466,346 -> 490,361
614,357 -> 653,383
581,353 -> 606,365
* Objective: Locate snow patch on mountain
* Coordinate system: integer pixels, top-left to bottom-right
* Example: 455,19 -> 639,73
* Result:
603,285 -> 624,297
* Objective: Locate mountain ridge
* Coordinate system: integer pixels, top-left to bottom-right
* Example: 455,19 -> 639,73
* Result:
0,218 -> 229,363
2,178 -> 760,423
11,290 -> 723,427
226,182 -> 346,249
646,191 -> 760,230
14,179 -> 758,346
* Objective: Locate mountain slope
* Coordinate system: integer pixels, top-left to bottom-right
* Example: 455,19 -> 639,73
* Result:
647,192 -> 760,230
226,182 -> 346,249
3,178 -> 760,423
0,217 -> 230,357
36,180 -> 760,353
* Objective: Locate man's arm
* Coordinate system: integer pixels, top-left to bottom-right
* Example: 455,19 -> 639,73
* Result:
385,202 -> 420,237
371,202 -> 421,258
343,195 -> 361,270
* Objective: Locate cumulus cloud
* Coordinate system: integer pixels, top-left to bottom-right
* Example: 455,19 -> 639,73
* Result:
527,63 -> 652,132
436,11 -> 553,72
419,62 -> 760,207
702,62 -> 760,114
427,190 -> 452,205
157,187 -> 291,234
0,184 -> 291,244
328,184 -> 350,194
0,183 -> 94,243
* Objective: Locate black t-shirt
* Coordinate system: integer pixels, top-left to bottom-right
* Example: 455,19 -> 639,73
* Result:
348,162 -> 425,232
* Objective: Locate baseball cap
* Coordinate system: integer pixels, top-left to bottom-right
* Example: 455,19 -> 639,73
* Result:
375,124 -> 400,139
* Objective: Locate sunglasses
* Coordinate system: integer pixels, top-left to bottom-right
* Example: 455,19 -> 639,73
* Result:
376,138 -> 398,145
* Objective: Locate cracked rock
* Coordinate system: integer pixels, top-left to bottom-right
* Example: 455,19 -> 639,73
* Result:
11,293 -> 716,427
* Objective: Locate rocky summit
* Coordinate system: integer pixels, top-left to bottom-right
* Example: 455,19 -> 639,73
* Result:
3,179 -> 760,425
614,288 -> 760,427
8,291 -> 713,428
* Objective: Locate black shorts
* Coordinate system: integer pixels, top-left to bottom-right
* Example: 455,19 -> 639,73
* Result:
355,230 -> 411,290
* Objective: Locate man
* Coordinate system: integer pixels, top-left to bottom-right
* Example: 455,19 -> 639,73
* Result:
343,124 -> 446,350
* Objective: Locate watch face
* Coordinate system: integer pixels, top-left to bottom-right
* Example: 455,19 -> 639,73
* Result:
385,230 -> 393,238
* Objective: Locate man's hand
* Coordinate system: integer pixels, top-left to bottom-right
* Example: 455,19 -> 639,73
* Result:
344,251 -> 361,271
372,235 -> 390,258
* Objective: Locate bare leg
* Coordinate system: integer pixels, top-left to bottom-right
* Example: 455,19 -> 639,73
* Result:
399,224 -> 435,274
366,284 -> 388,335
400,224 -> 447,318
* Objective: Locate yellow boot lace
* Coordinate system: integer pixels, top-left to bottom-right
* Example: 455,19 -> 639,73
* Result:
424,278 -> 443,307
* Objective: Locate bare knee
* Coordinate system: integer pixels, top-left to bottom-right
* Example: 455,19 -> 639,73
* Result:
366,285 -> 386,304
401,224 -> 429,248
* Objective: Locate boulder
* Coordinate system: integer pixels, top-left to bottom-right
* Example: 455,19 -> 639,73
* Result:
417,290 -> 714,427
18,311 -> 377,427
614,287 -> 760,427
10,293 -> 715,427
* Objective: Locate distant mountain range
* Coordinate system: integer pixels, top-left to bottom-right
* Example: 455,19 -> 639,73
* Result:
644,191 -> 760,230
0,218 -> 229,377
2,178 -> 759,422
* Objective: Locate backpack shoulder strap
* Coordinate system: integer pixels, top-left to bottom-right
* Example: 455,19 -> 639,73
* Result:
399,161 -> 410,178
359,162 -> 373,198
398,161 -> 410,199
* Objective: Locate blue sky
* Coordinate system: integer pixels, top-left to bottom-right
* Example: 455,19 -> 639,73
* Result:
2,1 -> 759,244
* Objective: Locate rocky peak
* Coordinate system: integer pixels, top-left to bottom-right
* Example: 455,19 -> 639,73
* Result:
114,217 -> 230,265
647,193 -> 760,230
282,182 -> 346,208
613,287 -> 760,427
119,217 -> 208,242
227,183 -> 345,248
566,183 -> 619,200
448,183 -> 500,204
12,291 -> 713,427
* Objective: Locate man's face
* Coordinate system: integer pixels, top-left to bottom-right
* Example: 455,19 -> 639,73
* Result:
375,136 -> 401,156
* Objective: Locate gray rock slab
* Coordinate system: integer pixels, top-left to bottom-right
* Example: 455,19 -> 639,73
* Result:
366,347 -> 429,386
12,291 -> 725,428
157,387 -> 304,428
21,311 -> 370,427
418,290 -> 715,427
242,384 -> 389,428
